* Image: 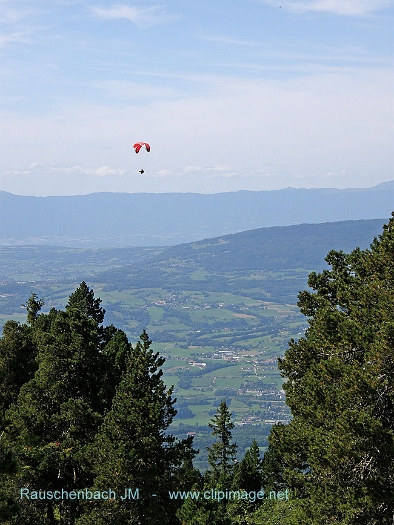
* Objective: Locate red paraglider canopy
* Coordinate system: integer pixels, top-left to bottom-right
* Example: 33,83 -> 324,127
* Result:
133,142 -> 150,153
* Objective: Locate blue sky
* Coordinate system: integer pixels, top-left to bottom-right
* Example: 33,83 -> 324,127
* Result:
0,0 -> 393,195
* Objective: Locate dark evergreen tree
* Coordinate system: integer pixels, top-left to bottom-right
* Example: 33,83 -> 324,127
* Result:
268,214 -> 394,524
77,330 -> 196,525
2,283 -> 130,525
178,400 -> 238,525
232,439 -> 262,493
260,438 -> 287,493
0,413 -> 19,523
24,293 -> 45,326
249,497 -> 306,525
0,319 -> 37,414
206,399 -> 237,485
224,439 -> 264,525
66,281 -> 105,324
176,495 -> 222,525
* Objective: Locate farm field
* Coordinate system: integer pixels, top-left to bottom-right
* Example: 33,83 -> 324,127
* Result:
0,245 -> 307,433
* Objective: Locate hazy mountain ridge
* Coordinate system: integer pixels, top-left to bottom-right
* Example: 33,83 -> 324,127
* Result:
145,218 -> 388,272
0,182 -> 393,246
92,219 -> 388,302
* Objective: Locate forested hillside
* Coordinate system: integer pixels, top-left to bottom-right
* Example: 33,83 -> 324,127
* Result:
1,215 -> 393,523
135,219 -> 387,271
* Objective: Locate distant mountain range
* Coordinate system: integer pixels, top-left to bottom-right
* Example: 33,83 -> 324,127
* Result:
0,182 -> 392,247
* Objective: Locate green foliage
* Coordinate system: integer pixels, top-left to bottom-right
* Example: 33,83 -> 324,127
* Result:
1,283 -> 194,524
66,281 -> 105,324
0,319 -> 37,413
177,404 -> 267,525
206,400 -> 237,484
1,213 -> 393,524
232,439 -> 262,493
248,498 -> 307,525
2,284 -> 116,523
23,293 -> 45,326
269,213 -> 394,524
80,330 -> 197,524
260,438 -> 287,493
0,413 -> 19,523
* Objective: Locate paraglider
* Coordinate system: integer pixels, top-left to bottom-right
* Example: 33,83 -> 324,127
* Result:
133,142 -> 150,154
133,142 -> 150,174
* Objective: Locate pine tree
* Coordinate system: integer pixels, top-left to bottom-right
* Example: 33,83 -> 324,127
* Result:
178,400 -> 238,525
78,330 -> 196,525
66,281 -> 105,324
268,214 -> 394,524
232,439 -> 262,493
260,439 -> 287,493
0,319 -> 37,414
2,283 -> 131,525
24,293 -> 45,326
226,440 -> 264,525
206,400 -> 237,485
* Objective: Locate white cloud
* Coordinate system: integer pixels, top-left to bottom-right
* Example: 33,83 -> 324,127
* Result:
0,4 -> 29,24
0,31 -> 29,46
183,165 -> 239,178
1,66 -> 392,194
90,4 -> 179,27
262,0 -> 392,16
5,163 -> 125,178
0,3 -> 35,47
148,165 -> 268,183
94,165 -> 126,176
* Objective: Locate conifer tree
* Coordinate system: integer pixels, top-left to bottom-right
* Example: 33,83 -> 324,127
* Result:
24,293 -> 45,326
206,399 -> 237,484
178,400 -> 238,525
0,319 -> 37,414
0,413 -> 19,522
260,439 -> 287,493
225,439 -> 264,525
66,281 -> 105,323
78,330 -> 196,525
232,439 -> 262,493
268,214 -> 394,524
2,283 -> 131,525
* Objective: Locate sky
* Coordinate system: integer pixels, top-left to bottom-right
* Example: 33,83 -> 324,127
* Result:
0,0 -> 393,196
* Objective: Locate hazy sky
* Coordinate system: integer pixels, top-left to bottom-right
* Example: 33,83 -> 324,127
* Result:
0,0 -> 393,195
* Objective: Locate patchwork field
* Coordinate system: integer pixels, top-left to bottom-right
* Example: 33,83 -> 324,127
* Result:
2,220 -> 381,466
